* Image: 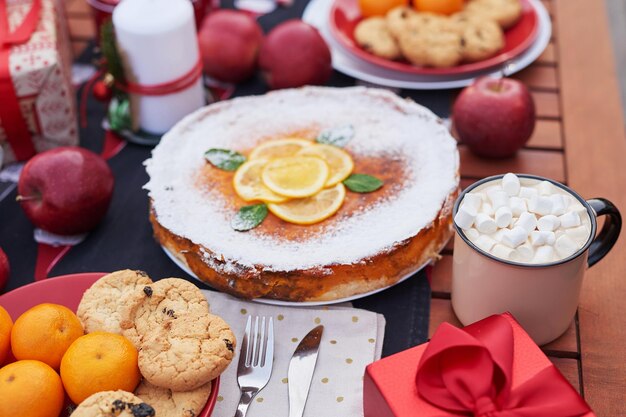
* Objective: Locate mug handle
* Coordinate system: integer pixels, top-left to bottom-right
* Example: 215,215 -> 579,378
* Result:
586,198 -> 622,267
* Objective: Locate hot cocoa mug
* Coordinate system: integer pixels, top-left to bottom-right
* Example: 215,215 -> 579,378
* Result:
451,174 -> 621,345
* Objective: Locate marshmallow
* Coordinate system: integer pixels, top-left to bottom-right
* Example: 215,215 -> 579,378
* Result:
454,205 -> 477,230
538,180 -> 554,196
530,231 -> 556,246
495,206 -> 513,228
502,173 -> 521,196
533,245 -> 555,263
509,197 -> 527,216
464,228 -> 480,240
519,186 -> 538,199
555,235 -> 579,258
487,189 -> 509,210
482,202 -> 494,216
491,229 -> 506,242
537,215 -> 561,231
550,194 -> 567,216
516,212 -> 537,233
528,195 -> 553,216
475,235 -> 497,252
515,242 -> 535,262
475,213 -> 497,234
501,226 -> 528,248
461,193 -> 483,212
566,225 -> 590,241
492,244 -> 517,261
559,211 -> 581,228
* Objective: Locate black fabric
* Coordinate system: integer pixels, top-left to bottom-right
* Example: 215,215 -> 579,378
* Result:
0,0 -> 455,357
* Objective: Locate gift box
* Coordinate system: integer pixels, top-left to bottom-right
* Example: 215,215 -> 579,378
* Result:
0,0 -> 78,165
364,313 -> 595,417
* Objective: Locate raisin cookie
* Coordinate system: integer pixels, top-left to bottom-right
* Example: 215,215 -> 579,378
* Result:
120,278 -> 236,391
465,0 -> 523,29
460,19 -> 504,62
77,270 -> 153,334
354,17 -> 402,60
135,380 -> 212,417
397,16 -> 464,68
71,390 -> 155,417
385,6 -> 417,38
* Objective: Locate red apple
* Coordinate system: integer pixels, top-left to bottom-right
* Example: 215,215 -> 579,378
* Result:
17,147 -> 114,235
259,20 -> 332,89
198,10 -> 264,83
0,248 -> 9,291
452,77 -> 536,158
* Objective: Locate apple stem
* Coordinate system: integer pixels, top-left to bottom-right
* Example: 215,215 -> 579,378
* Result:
15,195 -> 38,202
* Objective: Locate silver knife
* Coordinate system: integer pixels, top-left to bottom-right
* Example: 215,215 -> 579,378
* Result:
288,325 -> 324,417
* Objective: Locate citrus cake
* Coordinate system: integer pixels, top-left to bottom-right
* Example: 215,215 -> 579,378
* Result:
144,87 -> 459,302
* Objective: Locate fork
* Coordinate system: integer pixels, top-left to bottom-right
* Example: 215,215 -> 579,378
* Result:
234,315 -> 275,417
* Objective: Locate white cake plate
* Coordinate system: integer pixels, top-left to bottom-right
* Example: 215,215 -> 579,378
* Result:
302,0 -> 552,90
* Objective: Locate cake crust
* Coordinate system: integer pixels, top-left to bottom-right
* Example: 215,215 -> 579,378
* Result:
151,190 -> 456,301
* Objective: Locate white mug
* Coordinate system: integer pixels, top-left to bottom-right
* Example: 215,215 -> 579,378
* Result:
451,174 -> 621,345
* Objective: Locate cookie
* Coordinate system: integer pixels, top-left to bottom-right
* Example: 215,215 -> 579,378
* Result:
71,390 -> 155,417
465,0 -> 523,29
135,380 -> 212,417
77,270 -> 153,334
460,19 -> 505,62
385,6 -> 417,38
397,16 -> 464,68
120,278 -> 236,391
354,17 -> 402,60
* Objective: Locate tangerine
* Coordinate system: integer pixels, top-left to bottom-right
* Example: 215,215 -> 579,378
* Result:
0,306 -> 12,366
11,303 -> 84,370
413,0 -> 464,15
358,0 -> 409,17
0,360 -> 65,417
60,331 -> 141,405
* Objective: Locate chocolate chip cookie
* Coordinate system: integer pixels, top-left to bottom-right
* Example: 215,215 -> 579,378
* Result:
459,18 -> 505,62
77,270 -> 153,334
465,0 -> 523,29
120,278 -> 236,391
354,17 -> 402,60
397,15 -> 464,68
135,380 -> 212,417
71,390 -> 155,417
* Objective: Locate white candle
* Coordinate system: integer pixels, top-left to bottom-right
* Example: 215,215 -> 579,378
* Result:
113,0 -> 205,135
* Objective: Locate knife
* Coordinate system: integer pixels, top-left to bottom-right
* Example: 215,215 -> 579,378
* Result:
288,325 -> 324,417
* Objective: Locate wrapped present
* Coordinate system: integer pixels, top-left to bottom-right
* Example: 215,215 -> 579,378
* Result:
364,313 -> 595,417
0,0 -> 78,165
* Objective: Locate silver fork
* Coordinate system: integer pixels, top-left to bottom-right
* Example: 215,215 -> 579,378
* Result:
234,315 -> 275,417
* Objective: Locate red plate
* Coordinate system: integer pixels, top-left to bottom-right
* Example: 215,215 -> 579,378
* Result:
329,0 -> 539,75
0,273 -> 219,417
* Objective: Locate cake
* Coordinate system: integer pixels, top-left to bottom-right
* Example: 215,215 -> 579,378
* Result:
145,87 -> 459,302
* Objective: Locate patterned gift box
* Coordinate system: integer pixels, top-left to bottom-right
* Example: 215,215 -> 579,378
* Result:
0,0 -> 78,165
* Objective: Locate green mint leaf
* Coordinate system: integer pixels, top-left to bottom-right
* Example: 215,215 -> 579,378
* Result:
316,125 -> 355,147
343,174 -> 383,193
205,149 -> 246,171
231,203 -> 268,231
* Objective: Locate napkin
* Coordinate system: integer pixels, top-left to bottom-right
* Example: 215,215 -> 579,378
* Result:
203,291 -> 386,417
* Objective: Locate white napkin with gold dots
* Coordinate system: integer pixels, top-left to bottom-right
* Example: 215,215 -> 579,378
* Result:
203,290 -> 386,417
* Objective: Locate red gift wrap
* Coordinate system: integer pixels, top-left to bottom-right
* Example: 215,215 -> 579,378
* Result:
0,0 -> 77,165
364,313 -> 595,417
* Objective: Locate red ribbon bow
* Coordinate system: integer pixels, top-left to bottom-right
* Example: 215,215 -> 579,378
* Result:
416,315 -> 591,417
0,0 -> 42,161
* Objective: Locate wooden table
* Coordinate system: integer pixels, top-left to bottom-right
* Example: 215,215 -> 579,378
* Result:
63,0 -> 626,414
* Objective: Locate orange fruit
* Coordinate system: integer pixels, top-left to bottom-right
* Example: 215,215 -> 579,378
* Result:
413,0 -> 464,15
358,0 -> 409,17
0,305 -> 12,366
11,303 -> 83,370
60,332 -> 141,404
0,360 -> 65,417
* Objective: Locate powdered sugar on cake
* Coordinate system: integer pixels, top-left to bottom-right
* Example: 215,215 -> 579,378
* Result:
145,87 -> 459,272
